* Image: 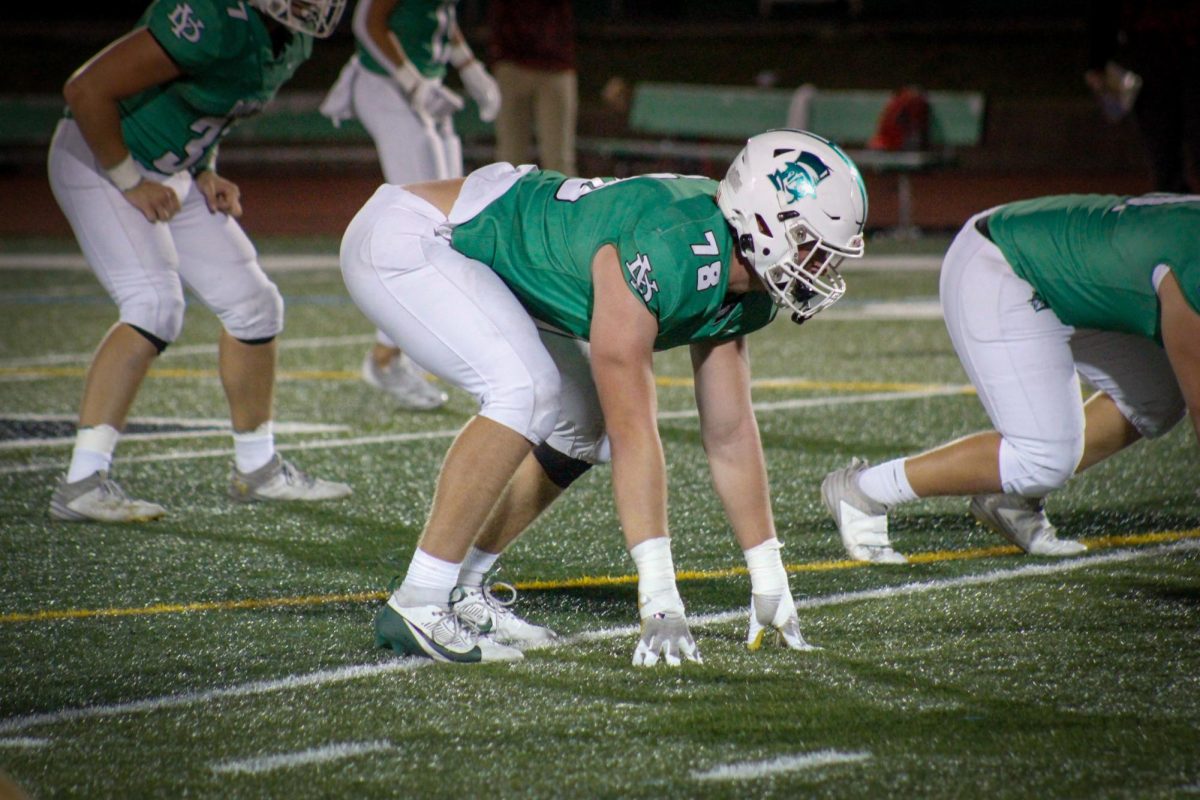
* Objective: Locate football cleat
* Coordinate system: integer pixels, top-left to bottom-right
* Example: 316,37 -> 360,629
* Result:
49,470 -> 166,523
229,454 -> 352,503
374,593 -> 523,663
970,493 -> 1086,556
452,582 -> 557,648
361,352 -> 448,411
821,458 -> 907,564
747,592 -> 818,652
633,593 -> 702,667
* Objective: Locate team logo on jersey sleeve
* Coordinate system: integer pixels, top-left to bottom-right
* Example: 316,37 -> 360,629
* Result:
768,151 -> 832,204
625,253 -> 658,303
168,3 -> 206,42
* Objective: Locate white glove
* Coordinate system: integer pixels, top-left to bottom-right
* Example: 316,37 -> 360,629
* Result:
746,592 -> 819,652
393,60 -> 464,122
632,594 -> 701,667
458,60 -> 500,123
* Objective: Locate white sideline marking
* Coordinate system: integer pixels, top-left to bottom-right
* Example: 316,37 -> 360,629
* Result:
0,386 -> 967,474
210,741 -> 395,776
692,749 -> 871,781
0,737 -> 50,749
1,540 -> 1192,737
0,335 -> 373,369
0,414 -> 348,451
0,661 -> 420,735
0,254 -> 941,273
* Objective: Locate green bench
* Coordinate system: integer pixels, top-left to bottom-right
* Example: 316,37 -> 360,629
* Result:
585,81 -> 986,232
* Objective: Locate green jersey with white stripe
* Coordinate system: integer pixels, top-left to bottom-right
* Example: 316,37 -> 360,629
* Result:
357,0 -> 454,79
451,170 -> 778,351
988,193 -> 1200,342
119,0 -> 311,175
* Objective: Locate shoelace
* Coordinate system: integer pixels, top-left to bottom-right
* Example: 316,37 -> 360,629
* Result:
276,459 -> 316,489
427,607 -> 475,647
95,477 -> 131,502
452,581 -> 519,634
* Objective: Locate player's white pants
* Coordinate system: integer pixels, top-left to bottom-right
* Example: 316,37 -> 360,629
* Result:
349,59 -> 463,186
47,119 -> 283,344
940,213 -> 1184,497
341,166 -> 610,461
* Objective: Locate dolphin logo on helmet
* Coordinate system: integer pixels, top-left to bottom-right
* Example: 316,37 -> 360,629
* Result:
768,151 -> 832,204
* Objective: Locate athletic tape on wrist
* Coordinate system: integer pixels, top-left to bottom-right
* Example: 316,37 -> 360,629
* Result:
449,41 -> 474,68
106,155 -> 142,192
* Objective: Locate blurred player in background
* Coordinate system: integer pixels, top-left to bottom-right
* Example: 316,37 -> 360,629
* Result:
341,129 -> 868,665
321,0 -> 500,410
47,0 -> 353,523
824,193 -> 1200,563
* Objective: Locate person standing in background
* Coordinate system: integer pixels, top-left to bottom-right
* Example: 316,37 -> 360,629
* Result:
489,0 -> 577,175
321,0 -> 501,410
1087,0 -> 1200,192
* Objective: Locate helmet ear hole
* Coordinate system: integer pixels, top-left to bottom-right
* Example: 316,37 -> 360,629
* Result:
738,233 -> 756,255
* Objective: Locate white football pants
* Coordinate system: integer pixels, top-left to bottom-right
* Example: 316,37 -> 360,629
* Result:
47,119 -> 283,344
340,165 -> 610,463
940,212 -> 1184,496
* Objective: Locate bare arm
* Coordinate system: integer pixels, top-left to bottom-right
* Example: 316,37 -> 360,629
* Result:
589,245 -> 666,549
1158,270 -> 1200,444
64,28 -> 183,222
351,0 -> 406,74
691,336 -> 777,550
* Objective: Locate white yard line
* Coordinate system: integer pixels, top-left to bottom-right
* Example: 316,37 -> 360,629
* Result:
0,737 -> 50,749
1,539 -> 1191,737
0,254 -> 942,272
0,387 -> 967,474
691,750 -> 872,781
0,335 -> 373,369
209,741 -> 395,776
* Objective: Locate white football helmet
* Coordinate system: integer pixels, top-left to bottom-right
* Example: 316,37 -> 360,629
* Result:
251,0 -> 347,38
717,129 -> 868,323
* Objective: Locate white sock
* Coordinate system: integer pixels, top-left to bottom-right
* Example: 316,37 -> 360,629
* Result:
743,537 -> 789,597
67,424 -> 119,483
630,536 -> 682,613
394,548 -> 462,609
857,458 -> 919,507
232,421 -> 274,473
458,546 -> 500,589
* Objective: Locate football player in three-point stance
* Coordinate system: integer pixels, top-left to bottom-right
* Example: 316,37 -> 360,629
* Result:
341,129 -> 869,664
47,0 -> 353,523
824,194 -> 1200,563
321,0 -> 501,410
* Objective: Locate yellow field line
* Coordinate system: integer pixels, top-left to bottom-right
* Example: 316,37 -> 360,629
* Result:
2,529 -> 1195,625
0,365 -> 957,394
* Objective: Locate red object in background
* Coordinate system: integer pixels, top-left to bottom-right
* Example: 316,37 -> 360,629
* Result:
868,87 -> 932,151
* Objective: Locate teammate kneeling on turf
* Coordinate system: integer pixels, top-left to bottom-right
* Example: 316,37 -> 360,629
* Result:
342,129 -> 868,664
47,0 -> 352,523
823,194 -> 1200,563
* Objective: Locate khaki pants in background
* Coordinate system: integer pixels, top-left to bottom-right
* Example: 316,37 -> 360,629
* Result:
493,61 -> 578,175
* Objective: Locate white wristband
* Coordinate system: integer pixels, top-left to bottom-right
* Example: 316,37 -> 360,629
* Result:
392,60 -> 423,94
106,154 -> 142,192
449,41 -> 474,68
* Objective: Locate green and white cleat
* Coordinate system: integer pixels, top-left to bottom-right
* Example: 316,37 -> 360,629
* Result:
453,582 -> 557,648
821,458 -> 907,564
374,595 -> 523,663
49,470 -> 166,523
229,454 -> 352,503
970,493 -> 1086,556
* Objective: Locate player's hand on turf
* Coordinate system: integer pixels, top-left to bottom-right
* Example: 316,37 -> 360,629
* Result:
196,171 -> 242,218
458,61 -> 500,123
125,180 -> 181,224
633,609 -> 702,667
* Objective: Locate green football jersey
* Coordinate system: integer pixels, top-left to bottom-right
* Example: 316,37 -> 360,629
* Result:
451,171 -> 778,351
117,0 -> 311,175
988,194 -> 1200,342
357,0 -> 454,79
